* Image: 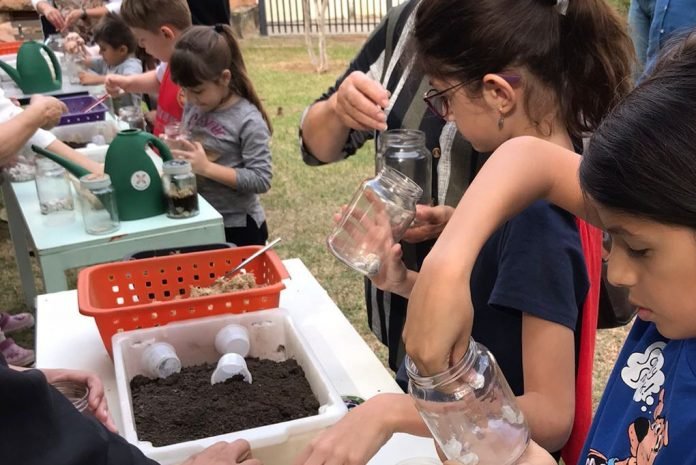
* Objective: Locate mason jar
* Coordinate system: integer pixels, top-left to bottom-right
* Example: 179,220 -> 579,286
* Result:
34,156 -> 74,215
163,122 -> 191,151
162,160 -> 199,219
376,129 -> 432,205
406,339 -> 530,465
118,105 -> 146,131
327,166 -> 422,276
78,173 -> 120,235
51,380 -> 90,414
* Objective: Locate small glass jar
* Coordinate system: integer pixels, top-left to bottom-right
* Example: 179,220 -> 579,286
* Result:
162,160 -> 199,219
406,339 -> 530,465
64,53 -> 84,85
34,156 -> 74,215
163,122 -> 191,151
377,129 -> 432,205
118,105 -> 146,131
4,146 -> 36,182
78,173 -> 120,235
51,380 -> 90,414
327,166 -> 422,276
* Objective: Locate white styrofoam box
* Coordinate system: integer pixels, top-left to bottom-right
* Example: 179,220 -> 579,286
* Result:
112,308 -> 348,465
52,117 -> 120,145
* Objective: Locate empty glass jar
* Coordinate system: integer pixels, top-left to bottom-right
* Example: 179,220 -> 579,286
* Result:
163,122 -> 191,151
118,105 -> 146,131
162,160 -> 199,218
35,156 -> 74,215
377,129 -> 432,205
78,173 -> 120,235
327,166 -> 422,276
406,338 -> 530,465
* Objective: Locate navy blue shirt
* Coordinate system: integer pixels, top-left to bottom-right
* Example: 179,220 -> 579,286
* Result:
470,201 -> 589,396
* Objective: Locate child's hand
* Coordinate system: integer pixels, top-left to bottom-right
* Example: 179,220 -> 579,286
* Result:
63,9 -> 84,30
402,205 -> 454,243
78,71 -> 103,86
105,74 -> 128,96
171,140 -> 210,174
41,368 -> 118,433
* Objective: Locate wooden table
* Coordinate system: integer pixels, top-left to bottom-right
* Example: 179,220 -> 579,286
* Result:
35,258 -> 439,465
3,179 -> 225,308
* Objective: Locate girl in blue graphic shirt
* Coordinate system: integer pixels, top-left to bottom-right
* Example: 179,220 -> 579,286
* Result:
404,33 -> 696,465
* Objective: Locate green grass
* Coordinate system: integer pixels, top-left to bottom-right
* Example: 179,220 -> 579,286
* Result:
0,33 -> 629,408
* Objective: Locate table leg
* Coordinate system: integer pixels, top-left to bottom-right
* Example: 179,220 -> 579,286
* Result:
2,183 -> 38,308
37,255 -> 68,294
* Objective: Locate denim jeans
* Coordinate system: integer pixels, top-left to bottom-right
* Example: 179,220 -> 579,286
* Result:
629,0 -> 657,72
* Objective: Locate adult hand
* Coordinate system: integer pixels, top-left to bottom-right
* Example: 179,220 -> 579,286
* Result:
293,395 -> 396,465
41,4 -> 66,30
330,71 -> 389,132
171,140 -> 210,174
63,9 -> 84,30
402,205 -> 455,243
105,74 -> 129,96
41,368 -> 118,433
28,94 -> 67,129
181,440 -> 261,465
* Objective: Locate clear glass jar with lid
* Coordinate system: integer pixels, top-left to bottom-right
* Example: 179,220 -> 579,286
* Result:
35,156 -> 74,215
78,173 -> 120,235
406,338 -> 530,465
327,166 -> 422,276
376,129 -> 432,205
162,159 -> 199,218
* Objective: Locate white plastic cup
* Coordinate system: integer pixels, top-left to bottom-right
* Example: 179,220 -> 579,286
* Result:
214,324 -> 250,357
141,342 -> 182,379
211,352 -> 253,385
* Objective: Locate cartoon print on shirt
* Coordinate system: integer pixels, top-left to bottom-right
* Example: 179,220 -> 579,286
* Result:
585,342 -> 669,465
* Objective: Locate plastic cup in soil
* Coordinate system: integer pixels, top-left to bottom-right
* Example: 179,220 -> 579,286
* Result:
214,324 -> 250,357
141,342 -> 182,379
211,352 -> 252,385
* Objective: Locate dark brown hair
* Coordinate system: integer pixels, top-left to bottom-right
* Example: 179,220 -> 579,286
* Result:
581,31 -> 696,228
93,12 -> 136,53
414,0 -> 635,138
170,25 -> 272,132
120,0 -> 192,32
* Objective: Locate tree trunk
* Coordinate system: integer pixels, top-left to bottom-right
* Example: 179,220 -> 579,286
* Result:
302,0 -> 329,73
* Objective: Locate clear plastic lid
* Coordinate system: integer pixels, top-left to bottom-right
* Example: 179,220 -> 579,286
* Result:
80,173 -> 112,190
163,159 -> 192,175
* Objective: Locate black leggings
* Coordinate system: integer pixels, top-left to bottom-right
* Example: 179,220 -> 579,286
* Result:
224,215 -> 268,246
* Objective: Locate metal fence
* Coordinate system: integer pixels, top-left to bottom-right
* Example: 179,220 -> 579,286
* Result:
259,0 -> 408,35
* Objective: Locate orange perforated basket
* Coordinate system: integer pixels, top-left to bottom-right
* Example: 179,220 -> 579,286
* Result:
0,41 -> 23,55
77,246 -> 290,357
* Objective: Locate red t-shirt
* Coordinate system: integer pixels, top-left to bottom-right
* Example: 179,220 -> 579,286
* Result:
153,64 -> 184,136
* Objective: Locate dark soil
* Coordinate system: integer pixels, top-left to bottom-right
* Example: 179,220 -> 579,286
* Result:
63,141 -> 88,149
130,358 -> 320,446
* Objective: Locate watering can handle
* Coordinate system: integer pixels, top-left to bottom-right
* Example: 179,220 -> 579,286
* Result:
39,42 -> 62,85
142,132 -> 173,162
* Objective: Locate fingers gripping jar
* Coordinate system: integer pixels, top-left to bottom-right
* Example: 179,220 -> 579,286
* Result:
162,160 -> 199,219
406,339 -> 530,465
327,166 -> 422,276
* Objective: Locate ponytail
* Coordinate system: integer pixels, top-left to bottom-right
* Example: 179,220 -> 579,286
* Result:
170,25 -> 273,133
413,0 -> 635,137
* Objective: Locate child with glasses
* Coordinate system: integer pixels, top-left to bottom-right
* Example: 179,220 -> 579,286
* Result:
295,1 -> 634,465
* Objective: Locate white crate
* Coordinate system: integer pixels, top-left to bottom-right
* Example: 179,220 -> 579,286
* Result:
112,308 -> 347,465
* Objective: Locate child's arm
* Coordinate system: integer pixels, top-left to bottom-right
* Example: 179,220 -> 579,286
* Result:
105,70 -> 160,97
78,71 -> 105,86
403,136 -> 598,375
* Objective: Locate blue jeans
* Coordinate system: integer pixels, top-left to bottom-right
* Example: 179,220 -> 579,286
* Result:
629,0 -> 657,72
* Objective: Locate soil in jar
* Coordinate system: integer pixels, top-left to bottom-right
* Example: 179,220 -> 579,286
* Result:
130,358 -> 319,446
166,185 -> 198,217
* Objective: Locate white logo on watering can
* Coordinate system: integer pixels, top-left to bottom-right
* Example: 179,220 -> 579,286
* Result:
131,171 -> 151,191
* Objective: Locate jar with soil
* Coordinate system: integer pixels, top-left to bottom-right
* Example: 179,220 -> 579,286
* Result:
35,156 -> 75,215
51,380 -> 90,414
78,173 -> 120,235
4,146 -> 36,182
162,160 -> 199,219
406,338 -> 530,465
327,166 -> 422,276
376,129 -> 432,205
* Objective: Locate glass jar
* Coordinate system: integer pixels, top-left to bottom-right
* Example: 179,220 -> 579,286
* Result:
327,166 -> 422,276
377,129 -> 432,205
64,53 -> 84,85
406,339 -> 530,465
4,146 -> 36,182
34,156 -> 74,215
163,122 -> 191,151
51,380 -> 90,414
118,105 -> 146,131
162,160 -> 199,218
78,174 -> 120,235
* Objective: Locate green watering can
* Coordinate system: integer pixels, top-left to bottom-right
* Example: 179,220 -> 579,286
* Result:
32,129 -> 174,221
0,41 -> 62,94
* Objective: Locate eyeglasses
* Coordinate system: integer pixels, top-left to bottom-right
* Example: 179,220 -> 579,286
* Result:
423,74 -> 522,120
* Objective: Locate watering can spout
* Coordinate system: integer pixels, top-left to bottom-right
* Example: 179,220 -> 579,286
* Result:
31,145 -> 92,178
0,61 -> 20,85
